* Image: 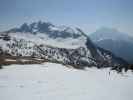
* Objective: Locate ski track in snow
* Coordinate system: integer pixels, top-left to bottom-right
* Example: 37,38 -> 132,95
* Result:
0,63 -> 133,100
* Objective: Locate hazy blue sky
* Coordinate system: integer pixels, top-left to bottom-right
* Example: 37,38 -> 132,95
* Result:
0,0 -> 133,35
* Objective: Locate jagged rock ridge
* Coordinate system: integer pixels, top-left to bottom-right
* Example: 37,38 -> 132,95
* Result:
5,21 -> 81,39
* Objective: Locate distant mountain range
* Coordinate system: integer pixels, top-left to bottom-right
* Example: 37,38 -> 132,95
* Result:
90,27 -> 133,64
0,21 -> 129,72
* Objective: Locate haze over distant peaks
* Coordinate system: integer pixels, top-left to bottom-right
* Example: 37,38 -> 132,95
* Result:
90,27 -> 133,63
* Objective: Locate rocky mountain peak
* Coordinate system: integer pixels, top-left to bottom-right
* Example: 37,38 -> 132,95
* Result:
5,21 -> 82,39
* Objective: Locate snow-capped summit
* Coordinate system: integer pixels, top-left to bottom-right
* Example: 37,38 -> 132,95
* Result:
5,21 -> 82,39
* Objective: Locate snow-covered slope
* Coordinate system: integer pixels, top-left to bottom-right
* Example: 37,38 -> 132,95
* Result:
0,32 -> 128,70
0,22 -> 129,70
0,63 -> 133,100
7,32 -> 86,49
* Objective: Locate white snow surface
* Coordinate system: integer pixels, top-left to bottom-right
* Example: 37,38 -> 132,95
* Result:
0,63 -> 133,100
8,32 -> 86,49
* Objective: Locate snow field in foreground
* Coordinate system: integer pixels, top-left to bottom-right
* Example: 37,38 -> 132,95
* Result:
0,63 -> 133,100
